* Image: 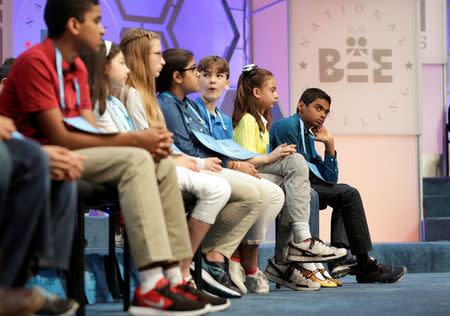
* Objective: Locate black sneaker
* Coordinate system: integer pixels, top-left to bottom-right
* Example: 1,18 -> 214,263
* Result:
355,259 -> 407,284
198,254 -> 242,298
172,279 -> 231,312
129,278 -> 210,316
263,258 -> 321,291
327,253 -> 358,278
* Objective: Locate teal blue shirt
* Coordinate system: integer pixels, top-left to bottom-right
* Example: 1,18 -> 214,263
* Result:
269,114 -> 338,183
195,97 -> 234,140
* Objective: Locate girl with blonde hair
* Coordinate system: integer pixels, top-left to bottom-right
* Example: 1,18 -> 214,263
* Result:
120,28 -> 264,301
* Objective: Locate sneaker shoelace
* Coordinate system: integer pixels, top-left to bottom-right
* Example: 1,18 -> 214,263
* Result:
298,267 -> 318,279
369,259 -> 386,272
306,236 -> 326,250
172,282 -> 199,301
318,269 -> 343,286
253,270 -> 268,286
299,268 -> 337,287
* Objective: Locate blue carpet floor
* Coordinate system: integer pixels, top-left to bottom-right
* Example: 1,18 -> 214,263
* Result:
86,272 -> 450,316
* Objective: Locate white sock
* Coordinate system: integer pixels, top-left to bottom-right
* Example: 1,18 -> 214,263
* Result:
314,262 -> 324,270
139,267 -> 164,293
301,263 -> 325,281
315,263 -> 332,278
185,275 -> 196,288
301,262 -> 317,271
164,266 -> 183,287
291,221 -> 312,243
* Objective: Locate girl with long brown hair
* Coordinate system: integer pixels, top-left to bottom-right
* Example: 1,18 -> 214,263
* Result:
232,65 -> 346,290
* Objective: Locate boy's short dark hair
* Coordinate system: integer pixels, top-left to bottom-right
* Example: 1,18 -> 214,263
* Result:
0,58 -> 15,81
44,0 -> 99,38
297,88 -> 331,113
197,56 -> 230,79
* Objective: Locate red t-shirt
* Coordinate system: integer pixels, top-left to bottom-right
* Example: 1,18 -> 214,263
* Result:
0,38 -> 92,144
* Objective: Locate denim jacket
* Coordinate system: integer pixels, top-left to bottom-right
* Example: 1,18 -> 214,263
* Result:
158,92 -> 229,167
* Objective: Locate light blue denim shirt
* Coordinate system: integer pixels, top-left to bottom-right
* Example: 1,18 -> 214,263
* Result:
158,91 -> 229,167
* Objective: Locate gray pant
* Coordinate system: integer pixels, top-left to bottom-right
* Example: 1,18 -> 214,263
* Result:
257,153 -> 310,223
275,190 -> 319,263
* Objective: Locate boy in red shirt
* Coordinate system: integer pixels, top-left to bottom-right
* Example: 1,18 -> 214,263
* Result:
0,0 -> 212,314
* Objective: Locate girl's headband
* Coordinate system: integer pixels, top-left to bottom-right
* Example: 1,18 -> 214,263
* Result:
242,64 -> 258,77
120,33 -> 151,47
105,40 -> 112,57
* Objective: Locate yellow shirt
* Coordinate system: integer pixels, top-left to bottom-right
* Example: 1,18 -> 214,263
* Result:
233,113 -> 269,154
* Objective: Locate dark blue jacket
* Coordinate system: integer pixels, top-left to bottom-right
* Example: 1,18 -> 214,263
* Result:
269,114 -> 338,183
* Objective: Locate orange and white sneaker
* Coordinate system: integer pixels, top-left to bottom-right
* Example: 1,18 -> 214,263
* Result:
299,267 -> 338,288
129,278 -> 210,315
318,268 -> 343,287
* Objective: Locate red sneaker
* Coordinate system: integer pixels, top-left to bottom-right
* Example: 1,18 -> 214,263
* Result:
129,278 -> 210,315
172,279 -> 231,312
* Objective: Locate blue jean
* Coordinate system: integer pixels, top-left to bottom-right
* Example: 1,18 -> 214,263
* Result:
0,142 -> 12,208
0,138 -> 77,287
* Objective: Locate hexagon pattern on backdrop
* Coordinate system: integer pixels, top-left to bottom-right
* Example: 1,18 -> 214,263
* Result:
12,0 -> 244,66
11,0 -> 250,112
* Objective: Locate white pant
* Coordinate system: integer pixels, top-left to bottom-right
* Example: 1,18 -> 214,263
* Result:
176,166 -> 231,224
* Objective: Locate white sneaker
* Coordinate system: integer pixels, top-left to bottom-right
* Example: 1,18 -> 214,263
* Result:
228,260 -> 247,295
244,269 -> 270,293
287,238 -> 347,263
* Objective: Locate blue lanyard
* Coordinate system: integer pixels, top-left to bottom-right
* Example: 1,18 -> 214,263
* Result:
161,92 -> 208,129
54,43 -> 80,109
206,108 -> 227,135
197,97 -> 227,134
107,95 -> 135,131
298,117 -> 316,158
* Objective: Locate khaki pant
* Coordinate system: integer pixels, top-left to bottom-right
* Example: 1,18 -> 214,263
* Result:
76,147 -> 192,269
201,168 -> 268,258
220,170 -> 284,245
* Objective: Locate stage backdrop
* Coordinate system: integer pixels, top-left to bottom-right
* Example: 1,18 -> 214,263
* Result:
0,0 -> 14,62
9,0 -> 249,106
289,0 -> 422,135
252,0 -> 421,243
420,0 -> 447,64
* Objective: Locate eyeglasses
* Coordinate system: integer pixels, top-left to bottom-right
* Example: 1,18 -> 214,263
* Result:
181,66 -> 197,72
